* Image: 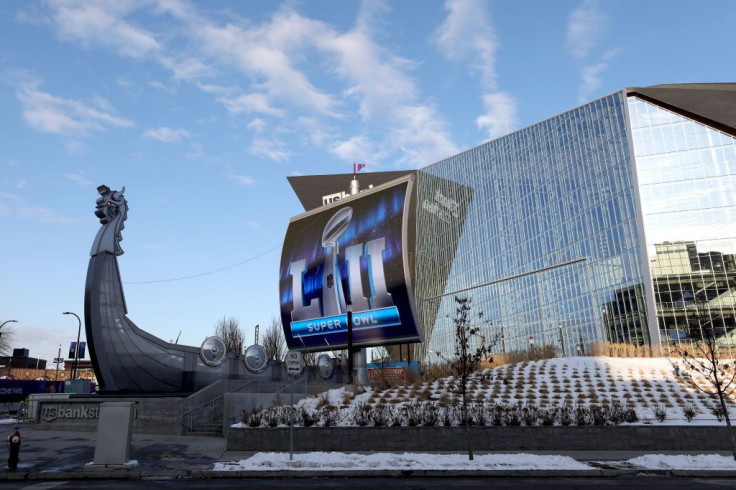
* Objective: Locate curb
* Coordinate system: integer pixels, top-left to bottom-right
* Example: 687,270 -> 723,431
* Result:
2,468 -> 736,480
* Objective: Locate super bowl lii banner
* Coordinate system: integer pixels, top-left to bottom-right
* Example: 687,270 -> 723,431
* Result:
278,176 -> 421,351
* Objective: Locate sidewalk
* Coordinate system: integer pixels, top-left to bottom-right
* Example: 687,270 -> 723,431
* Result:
0,423 -> 735,480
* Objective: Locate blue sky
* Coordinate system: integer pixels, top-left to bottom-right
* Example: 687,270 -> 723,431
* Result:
1,0 -> 735,366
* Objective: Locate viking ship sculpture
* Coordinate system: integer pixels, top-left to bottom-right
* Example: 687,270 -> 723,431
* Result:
84,185 -> 247,392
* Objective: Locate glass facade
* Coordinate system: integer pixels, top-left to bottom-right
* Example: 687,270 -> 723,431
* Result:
628,97 -> 736,350
414,91 -> 652,361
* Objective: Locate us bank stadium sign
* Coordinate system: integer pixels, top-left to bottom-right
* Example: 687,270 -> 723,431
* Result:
40,403 -> 100,422
279,176 -> 422,352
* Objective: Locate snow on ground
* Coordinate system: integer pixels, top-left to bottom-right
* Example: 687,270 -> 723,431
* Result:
213,452 -> 594,471
214,452 -> 736,471
626,454 -> 736,470
240,356 -> 735,427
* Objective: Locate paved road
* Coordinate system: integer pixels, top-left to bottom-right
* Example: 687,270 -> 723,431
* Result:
2,477 -> 736,489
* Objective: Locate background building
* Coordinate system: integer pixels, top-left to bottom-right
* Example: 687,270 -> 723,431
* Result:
288,83 -> 736,362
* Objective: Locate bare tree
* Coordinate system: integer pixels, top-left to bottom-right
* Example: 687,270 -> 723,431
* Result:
0,322 -> 15,357
213,316 -> 245,355
675,304 -> 736,460
263,315 -> 286,361
437,296 -> 498,461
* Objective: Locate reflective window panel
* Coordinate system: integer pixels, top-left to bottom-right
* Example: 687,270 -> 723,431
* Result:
628,96 -> 736,350
414,91 -> 650,362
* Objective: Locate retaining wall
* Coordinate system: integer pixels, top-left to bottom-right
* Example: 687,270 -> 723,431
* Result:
227,425 -> 733,452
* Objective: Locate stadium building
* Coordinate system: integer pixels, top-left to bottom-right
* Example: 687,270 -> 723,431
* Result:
285,84 -> 736,362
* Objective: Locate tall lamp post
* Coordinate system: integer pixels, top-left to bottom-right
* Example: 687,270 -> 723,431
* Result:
0,319 -> 18,331
62,312 -> 81,379
558,323 -> 565,356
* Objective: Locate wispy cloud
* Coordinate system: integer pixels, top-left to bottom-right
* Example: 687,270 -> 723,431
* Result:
143,126 -> 191,143
330,135 -> 373,161
148,80 -> 177,95
39,1 -> 161,59
565,0 -> 618,102
565,0 -> 607,59
66,170 -> 93,187
218,93 -> 284,117
476,91 -> 518,140
249,137 -> 292,162
16,80 -> 133,137
32,0 -> 459,167
229,174 -> 255,186
435,0 -> 517,141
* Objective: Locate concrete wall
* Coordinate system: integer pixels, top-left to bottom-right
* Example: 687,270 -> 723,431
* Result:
227,425 -> 734,452
223,392 -> 309,437
32,396 -> 183,436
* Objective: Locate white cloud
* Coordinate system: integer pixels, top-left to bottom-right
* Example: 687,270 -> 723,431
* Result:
566,0 -> 607,59
247,118 -> 267,133
184,142 -> 204,159
330,135 -> 373,161
435,0 -> 498,86
142,126 -> 191,143
249,137 -> 291,162
148,80 -> 177,94
476,91 -> 518,140
435,0 -> 516,141
578,48 -> 622,102
219,93 -> 284,117
229,174 -> 255,186
16,80 -> 133,136
44,0 -> 161,58
66,171 -> 93,187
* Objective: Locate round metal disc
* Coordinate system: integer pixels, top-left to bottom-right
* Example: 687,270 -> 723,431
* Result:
317,353 -> 334,379
322,206 -> 353,247
244,344 -> 268,373
200,336 -> 227,366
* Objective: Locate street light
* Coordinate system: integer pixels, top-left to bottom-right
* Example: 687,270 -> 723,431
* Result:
63,312 -> 81,379
0,319 -> 18,334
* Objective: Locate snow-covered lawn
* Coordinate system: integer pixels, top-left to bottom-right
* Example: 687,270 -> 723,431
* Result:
256,356 -> 734,426
213,452 -> 736,472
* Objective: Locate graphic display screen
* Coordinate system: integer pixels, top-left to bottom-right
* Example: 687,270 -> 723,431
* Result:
279,177 -> 421,351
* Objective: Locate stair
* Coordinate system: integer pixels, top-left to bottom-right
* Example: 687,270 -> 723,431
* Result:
184,422 -> 223,437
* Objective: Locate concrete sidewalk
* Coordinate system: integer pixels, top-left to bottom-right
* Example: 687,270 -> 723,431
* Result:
0,423 -> 735,481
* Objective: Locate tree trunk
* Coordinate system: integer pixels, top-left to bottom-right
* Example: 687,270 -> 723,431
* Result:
717,391 -> 736,460
463,380 -> 473,460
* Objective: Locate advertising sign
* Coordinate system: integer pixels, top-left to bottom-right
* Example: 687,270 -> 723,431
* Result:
279,176 -> 421,351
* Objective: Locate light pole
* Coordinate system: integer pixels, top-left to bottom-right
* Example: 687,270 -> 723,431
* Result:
0,319 -> 18,331
63,312 -> 81,379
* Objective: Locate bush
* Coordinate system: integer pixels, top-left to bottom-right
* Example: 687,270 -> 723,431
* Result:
653,404 -> 667,423
682,403 -> 697,423
711,403 -> 727,422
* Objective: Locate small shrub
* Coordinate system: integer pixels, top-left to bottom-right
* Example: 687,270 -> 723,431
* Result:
711,403 -> 727,422
320,406 -> 339,427
316,392 -> 331,409
653,404 -> 667,423
682,403 -> 697,423
299,407 -> 319,427
352,403 -> 371,427
559,405 -> 573,426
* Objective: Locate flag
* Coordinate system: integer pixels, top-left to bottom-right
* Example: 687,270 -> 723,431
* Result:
353,162 -> 366,174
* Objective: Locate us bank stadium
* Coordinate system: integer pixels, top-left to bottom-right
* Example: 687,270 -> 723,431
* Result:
282,83 -> 736,363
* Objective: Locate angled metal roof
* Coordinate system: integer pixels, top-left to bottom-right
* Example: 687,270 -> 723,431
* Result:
287,170 -> 416,211
627,83 -> 736,137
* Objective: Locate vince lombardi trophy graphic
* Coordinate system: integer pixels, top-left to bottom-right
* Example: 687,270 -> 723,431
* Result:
321,206 -> 353,317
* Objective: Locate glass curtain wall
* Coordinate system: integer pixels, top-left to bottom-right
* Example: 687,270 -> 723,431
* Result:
628,97 -> 736,351
414,91 -> 650,362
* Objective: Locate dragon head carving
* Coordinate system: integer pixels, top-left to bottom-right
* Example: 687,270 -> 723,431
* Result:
91,185 -> 128,256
